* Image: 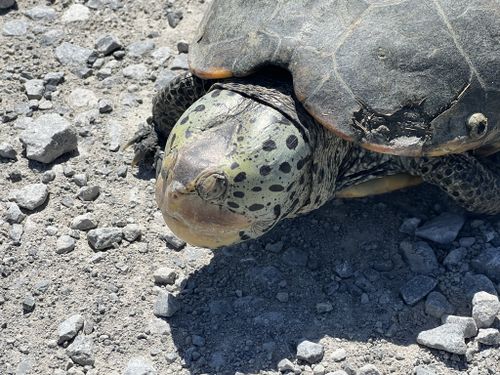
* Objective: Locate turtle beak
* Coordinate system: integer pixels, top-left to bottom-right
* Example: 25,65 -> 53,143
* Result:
155,145 -> 253,248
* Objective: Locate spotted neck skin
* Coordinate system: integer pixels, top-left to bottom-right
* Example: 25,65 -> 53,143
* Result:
293,120 -> 404,217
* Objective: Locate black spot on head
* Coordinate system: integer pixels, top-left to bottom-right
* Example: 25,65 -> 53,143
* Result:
269,185 -> 284,192
314,195 -> 321,204
286,135 -> 298,150
312,163 -> 319,174
237,136 -> 244,142
286,182 -> 295,192
230,162 -> 239,170
299,175 -> 305,185
211,90 -> 221,98
234,172 -> 246,182
180,116 -> 189,125
249,204 -> 264,211
239,231 -> 250,240
274,205 -> 281,217
279,162 -> 291,173
194,104 -> 206,112
259,166 -> 272,176
233,191 -> 245,198
252,186 -> 262,192
297,158 -> 306,170
228,201 -> 240,209
262,139 -> 277,151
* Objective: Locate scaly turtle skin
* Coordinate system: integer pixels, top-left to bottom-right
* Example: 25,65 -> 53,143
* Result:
149,72 -> 500,248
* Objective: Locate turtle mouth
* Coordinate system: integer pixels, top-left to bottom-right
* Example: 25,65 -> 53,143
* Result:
155,174 -> 253,248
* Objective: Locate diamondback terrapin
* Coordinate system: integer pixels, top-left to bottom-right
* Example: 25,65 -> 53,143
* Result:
131,0 -> 500,248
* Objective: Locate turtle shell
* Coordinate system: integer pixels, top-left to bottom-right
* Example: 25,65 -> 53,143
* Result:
189,0 -> 500,157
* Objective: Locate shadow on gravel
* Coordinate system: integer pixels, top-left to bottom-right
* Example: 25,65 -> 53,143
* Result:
166,185 -> 476,374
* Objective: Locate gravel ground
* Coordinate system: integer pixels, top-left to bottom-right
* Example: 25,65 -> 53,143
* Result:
1,1 -> 500,375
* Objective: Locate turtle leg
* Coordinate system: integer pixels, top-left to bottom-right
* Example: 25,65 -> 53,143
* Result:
123,72 -> 214,166
403,153 -> 500,214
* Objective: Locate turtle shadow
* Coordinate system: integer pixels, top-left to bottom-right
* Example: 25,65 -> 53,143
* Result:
165,185 -> 478,375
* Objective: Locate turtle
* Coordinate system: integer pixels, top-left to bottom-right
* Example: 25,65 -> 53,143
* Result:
128,0 -> 500,248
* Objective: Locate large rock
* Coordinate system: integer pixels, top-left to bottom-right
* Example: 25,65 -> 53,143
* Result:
10,184 -> 48,210
400,275 -> 437,305
415,213 -> 465,244
19,113 -> 77,163
24,6 -> 57,21
55,42 -> 96,67
417,323 -> 467,355
66,335 -> 94,366
400,241 -> 438,274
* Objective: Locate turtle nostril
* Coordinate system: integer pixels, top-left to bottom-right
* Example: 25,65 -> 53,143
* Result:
196,171 -> 228,201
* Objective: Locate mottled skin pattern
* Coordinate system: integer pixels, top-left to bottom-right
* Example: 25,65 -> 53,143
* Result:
145,72 -> 500,248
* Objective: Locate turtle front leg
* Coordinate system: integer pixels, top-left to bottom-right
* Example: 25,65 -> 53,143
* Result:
123,72 -> 214,166
403,154 -> 500,214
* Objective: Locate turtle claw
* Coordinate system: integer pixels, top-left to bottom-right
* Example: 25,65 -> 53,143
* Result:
122,123 -> 160,167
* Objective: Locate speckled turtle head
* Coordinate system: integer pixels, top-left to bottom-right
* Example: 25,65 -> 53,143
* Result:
155,88 -> 313,248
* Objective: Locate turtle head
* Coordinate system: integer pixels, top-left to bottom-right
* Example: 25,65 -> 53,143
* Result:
156,88 -> 313,248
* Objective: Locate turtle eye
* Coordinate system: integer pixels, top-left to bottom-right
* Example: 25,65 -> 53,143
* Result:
195,171 -> 228,201
467,113 -> 488,139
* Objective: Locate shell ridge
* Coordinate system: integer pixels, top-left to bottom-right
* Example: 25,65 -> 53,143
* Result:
432,0 -> 486,89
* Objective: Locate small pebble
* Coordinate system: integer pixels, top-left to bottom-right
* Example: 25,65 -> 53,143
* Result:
123,357 -> 157,375
22,294 -> 36,313
153,291 -> 179,318
476,328 -> 500,345
331,348 -> 347,362
56,235 -> 76,254
5,203 -> 25,223
98,98 -> 113,113
87,227 -> 122,250
472,291 -> 500,328
77,186 -> 100,201
71,214 -> 98,231
58,314 -> 84,344
0,142 -> 17,159
153,267 -> 178,285
95,34 -> 123,55
296,340 -> 324,364
358,364 -> 381,375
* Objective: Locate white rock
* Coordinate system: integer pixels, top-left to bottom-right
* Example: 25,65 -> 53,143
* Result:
62,4 -> 90,23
